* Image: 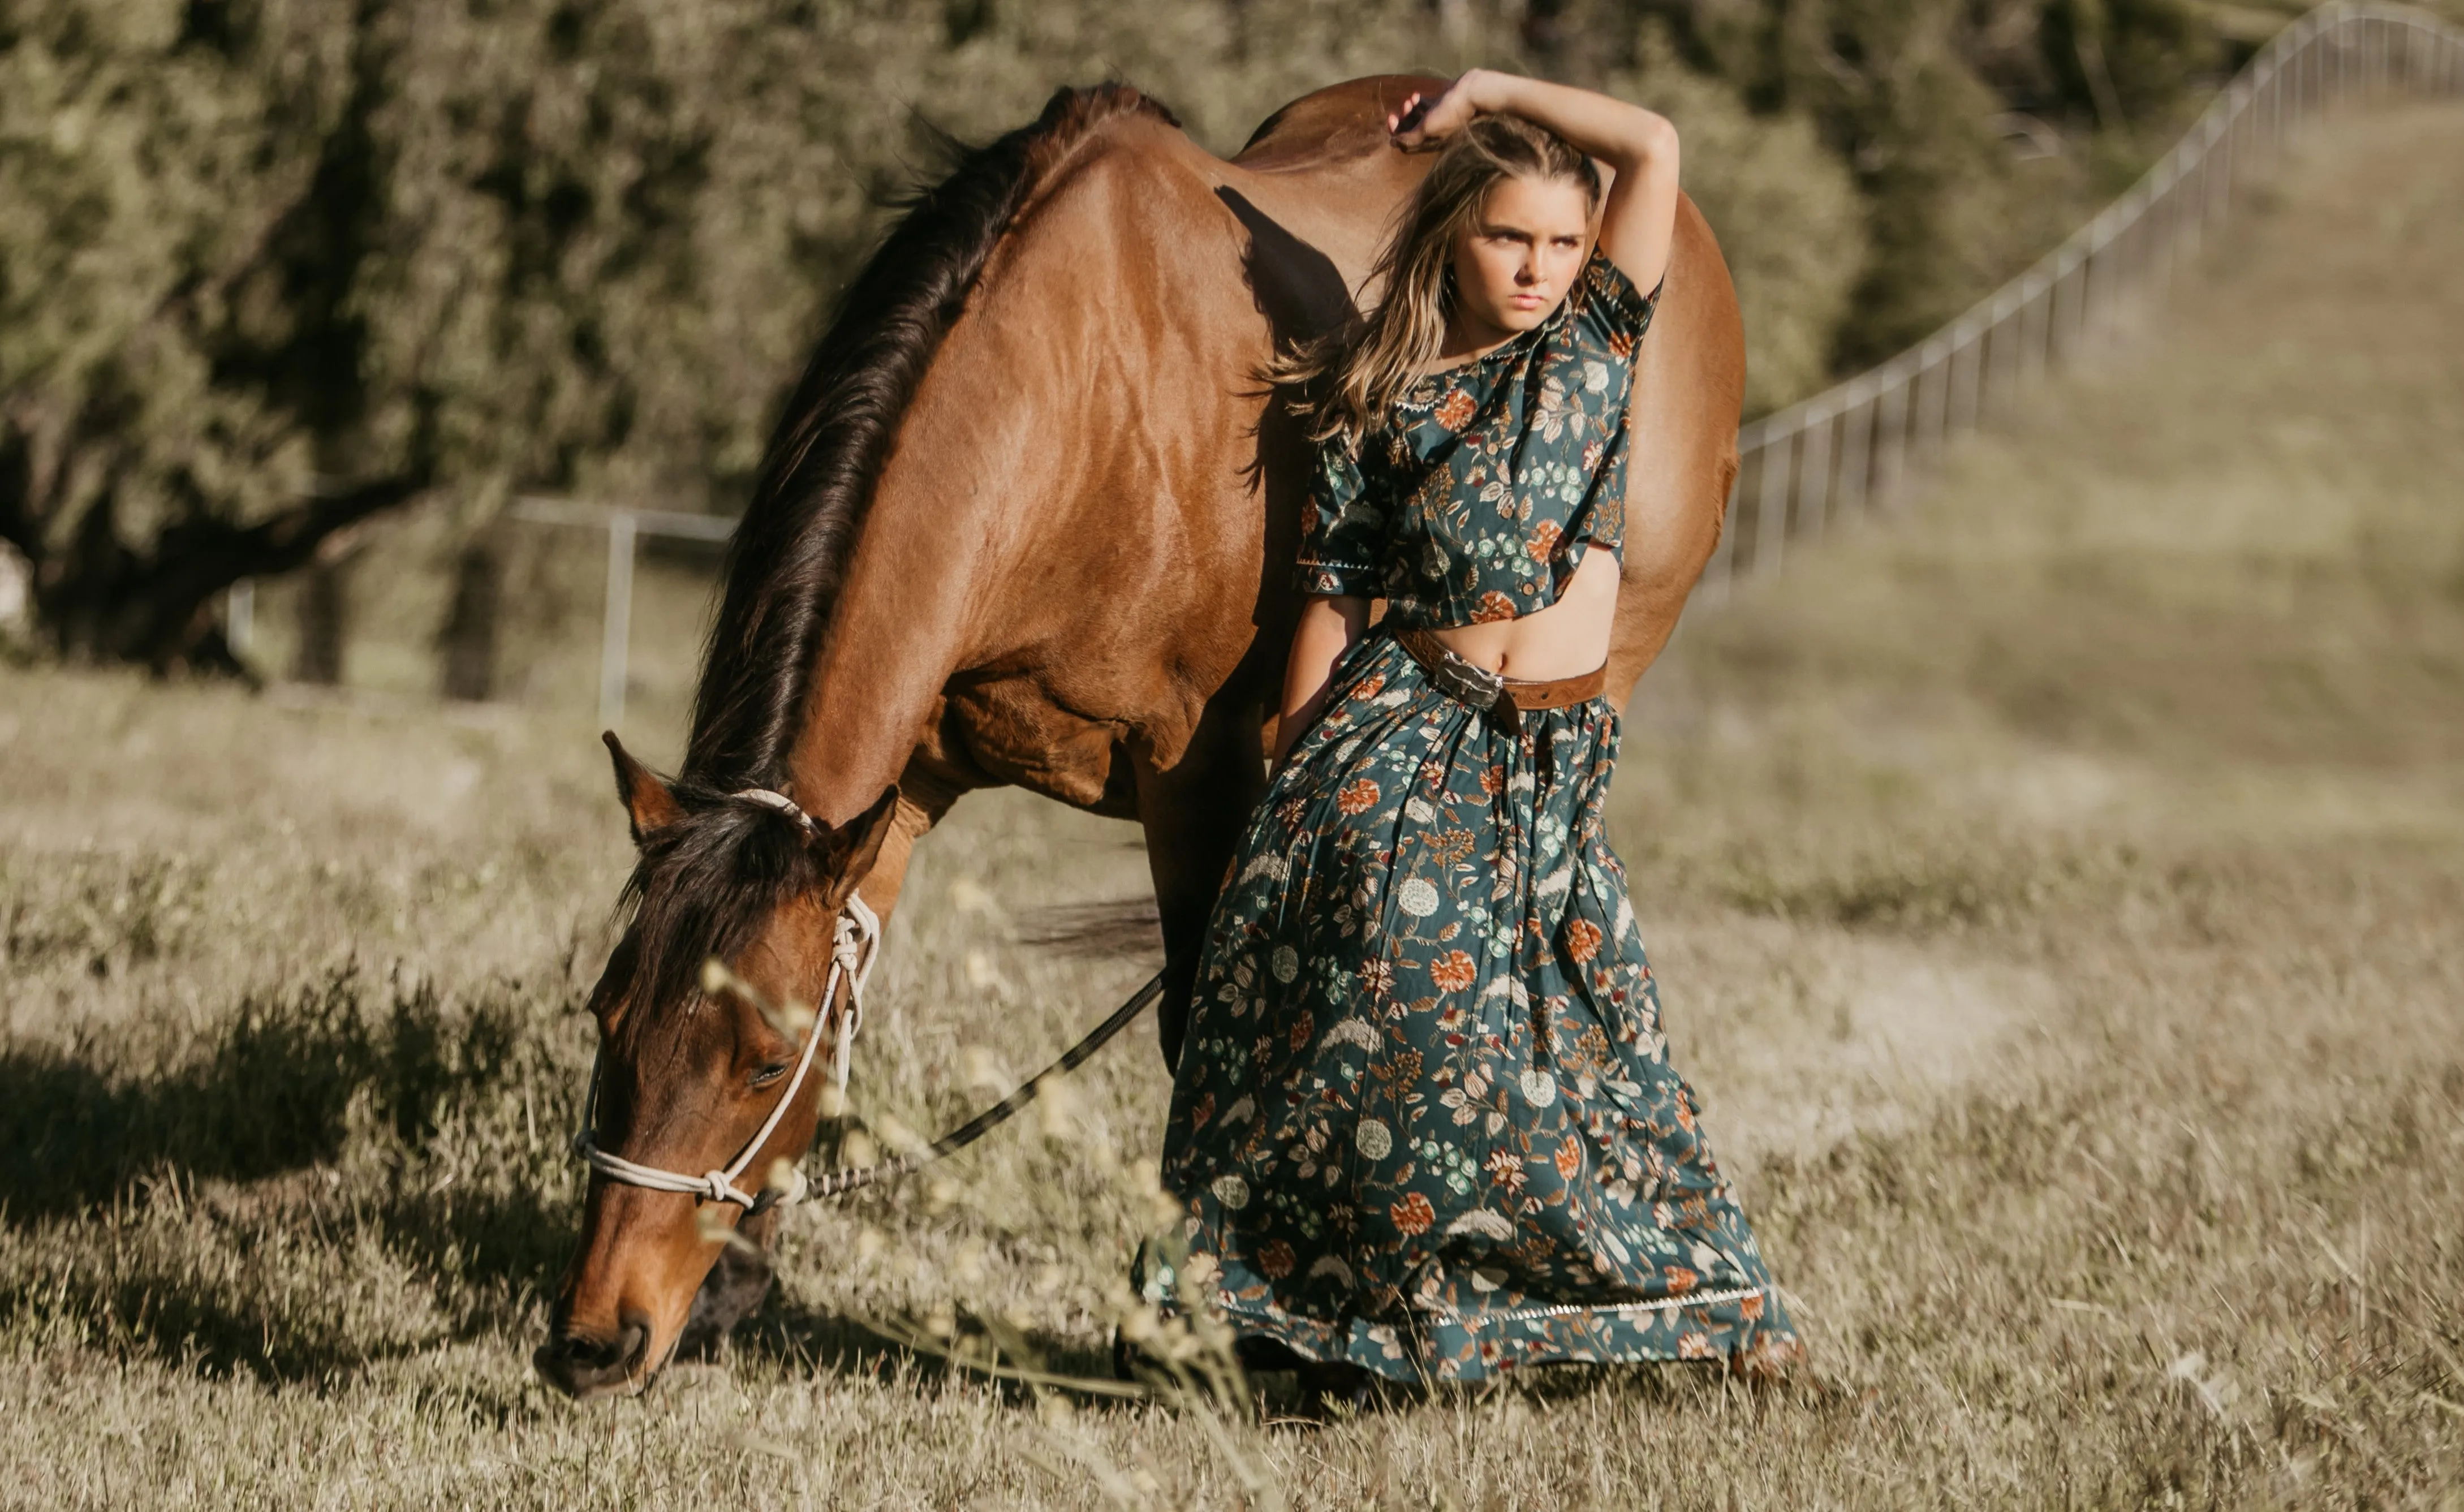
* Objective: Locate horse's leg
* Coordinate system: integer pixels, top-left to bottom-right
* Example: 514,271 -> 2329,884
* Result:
1135,694 -> 1270,1069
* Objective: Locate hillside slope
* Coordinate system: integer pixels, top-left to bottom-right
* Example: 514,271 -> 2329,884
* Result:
1645,97 -> 2464,797
0,101 -> 2457,1512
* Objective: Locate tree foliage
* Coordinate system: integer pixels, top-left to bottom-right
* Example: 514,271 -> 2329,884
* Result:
1,0 -> 2265,670
1623,0 -> 2245,364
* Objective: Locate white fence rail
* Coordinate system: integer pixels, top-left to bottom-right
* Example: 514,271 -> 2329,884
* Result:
455,2 -> 2464,727
1701,0 -> 2464,601
506,496 -> 735,731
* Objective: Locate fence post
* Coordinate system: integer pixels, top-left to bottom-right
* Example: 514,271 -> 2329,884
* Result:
1707,467 -> 1742,605
1983,299 -> 2014,419
1682,2 -> 2460,606
2304,12 -> 2319,125
2291,23 -> 2305,132
224,580 -> 255,662
1948,328 -> 1971,436
2119,203 -> 2144,322
2157,170 -> 2176,299
1914,344 -> 1948,474
2020,276 -> 2050,386
599,510 -> 637,733
2228,83 -> 2244,208
2161,153 -> 2190,297
2332,8 -> 2346,106
1882,371 -> 1909,508
2338,12 -> 2350,107
2046,259 -> 2070,368
2080,234 -> 2105,352
2271,54 -> 2286,156
1835,386 -> 1873,520
1754,433 -> 1792,575
1798,410 -> 1835,541
2217,108 -> 2237,234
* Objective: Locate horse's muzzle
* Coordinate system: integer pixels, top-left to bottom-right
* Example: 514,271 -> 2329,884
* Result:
533,1309 -> 656,1400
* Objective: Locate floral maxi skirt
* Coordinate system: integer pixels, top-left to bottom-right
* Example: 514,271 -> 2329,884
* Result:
1146,630 -> 1799,1382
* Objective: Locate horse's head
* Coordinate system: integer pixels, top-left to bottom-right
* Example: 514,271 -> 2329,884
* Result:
534,733 -> 898,1399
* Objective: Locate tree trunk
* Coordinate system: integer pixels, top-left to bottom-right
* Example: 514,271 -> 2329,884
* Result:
292,560 -> 350,686
436,532 -> 502,701
6,473 -> 428,676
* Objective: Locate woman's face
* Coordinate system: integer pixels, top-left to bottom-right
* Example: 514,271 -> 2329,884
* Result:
1448,174 -> 1593,339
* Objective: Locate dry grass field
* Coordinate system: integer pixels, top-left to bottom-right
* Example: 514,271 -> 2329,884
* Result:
3,102 -> 2461,1509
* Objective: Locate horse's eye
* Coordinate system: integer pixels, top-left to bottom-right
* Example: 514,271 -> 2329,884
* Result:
749,1062 -> 791,1088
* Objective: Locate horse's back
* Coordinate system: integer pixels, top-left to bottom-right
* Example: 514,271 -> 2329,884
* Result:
913,74 -> 1742,795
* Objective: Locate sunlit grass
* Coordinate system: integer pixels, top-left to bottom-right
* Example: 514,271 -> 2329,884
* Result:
0,104 -> 2459,1509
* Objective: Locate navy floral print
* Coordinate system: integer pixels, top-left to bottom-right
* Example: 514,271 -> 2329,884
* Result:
1294,252 -> 1659,628
1145,250 -> 1798,1384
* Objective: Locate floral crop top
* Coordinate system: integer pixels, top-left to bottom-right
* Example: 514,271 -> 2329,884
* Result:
1294,251 -> 1661,628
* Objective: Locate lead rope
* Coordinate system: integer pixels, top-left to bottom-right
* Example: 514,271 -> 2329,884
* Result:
571,786 -> 1161,1211
800,970 -> 1162,1201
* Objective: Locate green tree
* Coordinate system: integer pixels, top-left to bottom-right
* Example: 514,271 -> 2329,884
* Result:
1614,0 -> 2229,365
0,0 -> 391,670
0,0 -> 2023,674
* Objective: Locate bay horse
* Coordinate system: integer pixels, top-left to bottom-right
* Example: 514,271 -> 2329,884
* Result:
535,77 -> 1744,1399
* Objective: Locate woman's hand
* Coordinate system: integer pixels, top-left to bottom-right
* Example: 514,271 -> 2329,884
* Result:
1388,71 -> 1493,150
1390,71 -> 1681,295
1272,596 -> 1370,770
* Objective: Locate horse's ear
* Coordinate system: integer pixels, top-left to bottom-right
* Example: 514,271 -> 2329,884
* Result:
817,786 -> 902,908
604,731 -> 682,845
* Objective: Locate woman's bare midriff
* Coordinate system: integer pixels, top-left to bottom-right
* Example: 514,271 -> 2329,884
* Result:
1423,545 -> 1619,680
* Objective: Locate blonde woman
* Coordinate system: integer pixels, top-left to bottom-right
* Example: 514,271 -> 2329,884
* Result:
1141,72 -> 1799,1392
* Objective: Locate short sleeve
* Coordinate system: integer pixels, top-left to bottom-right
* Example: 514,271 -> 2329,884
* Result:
1560,421 -> 1631,576
1572,249 -> 1662,350
1293,437 -> 1386,598
1549,252 -> 1658,588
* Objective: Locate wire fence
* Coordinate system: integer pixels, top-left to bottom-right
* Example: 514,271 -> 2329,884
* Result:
1699,0 -> 2464,602
368,2 -> 2464,728
505,497 -> 735,731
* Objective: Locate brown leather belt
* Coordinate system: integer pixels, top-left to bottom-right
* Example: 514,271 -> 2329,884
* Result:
1394,627 -> 1605,720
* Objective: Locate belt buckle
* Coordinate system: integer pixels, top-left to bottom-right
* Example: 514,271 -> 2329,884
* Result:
1440,656 -> 1514,730
1450,658 -> 1506,709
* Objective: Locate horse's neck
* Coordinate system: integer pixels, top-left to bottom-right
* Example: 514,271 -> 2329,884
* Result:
779,520 -> 975,829
774,122 -> 1380,831
777,307 -> 1061,828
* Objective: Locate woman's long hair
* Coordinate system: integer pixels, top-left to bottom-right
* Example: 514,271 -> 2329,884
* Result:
1276,113 -> 1601,447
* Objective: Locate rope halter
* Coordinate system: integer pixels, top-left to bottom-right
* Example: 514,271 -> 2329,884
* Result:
569,787 -> 883,1211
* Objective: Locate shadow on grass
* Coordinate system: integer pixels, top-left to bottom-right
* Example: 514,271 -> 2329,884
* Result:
722,1291 -> 1136,1408
0,965 -> 575,1213
716,1288 -> 1817,1427
0,964 -> 592,1382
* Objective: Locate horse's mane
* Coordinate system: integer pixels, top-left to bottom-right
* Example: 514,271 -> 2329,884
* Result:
683,81 -> 1178,790
617,84 -> 1178,1032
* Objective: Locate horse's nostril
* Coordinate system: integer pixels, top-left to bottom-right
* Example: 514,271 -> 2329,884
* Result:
614,1312 -> 652,1372
552,1331 -> 621,1371
533,1316 -> 654,1398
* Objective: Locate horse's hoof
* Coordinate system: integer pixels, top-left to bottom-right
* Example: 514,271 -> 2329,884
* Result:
1295,1360 -> 1377,1418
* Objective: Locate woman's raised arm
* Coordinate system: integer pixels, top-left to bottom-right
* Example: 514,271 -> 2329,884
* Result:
1389,71 -> 1681,295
